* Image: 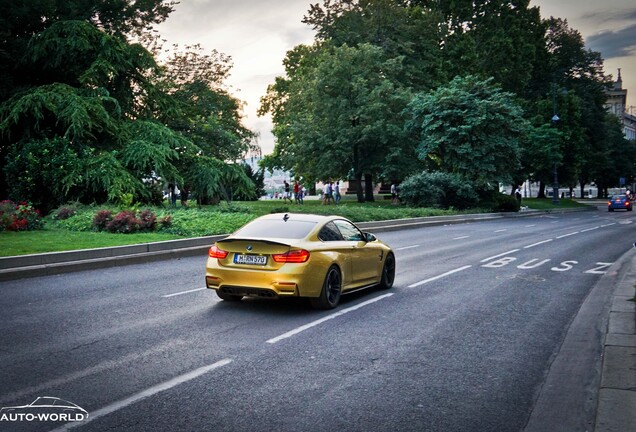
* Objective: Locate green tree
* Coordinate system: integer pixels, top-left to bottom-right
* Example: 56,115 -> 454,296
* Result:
536,18 -> 610,198
0,2 -> 256,210
303,0 -> 445,91
260,42 -> 413,202
405,75 -> 526,186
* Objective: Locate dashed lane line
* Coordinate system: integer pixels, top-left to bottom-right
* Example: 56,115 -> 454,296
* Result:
556,232 -> 579,239
524,239 -> 554,249
266,294 -> 394,344
407,265 -> 473,288
162,287 -> 207,298
49,359 -> 233,431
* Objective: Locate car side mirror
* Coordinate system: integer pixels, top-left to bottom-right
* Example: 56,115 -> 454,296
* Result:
364,232 -> 377,242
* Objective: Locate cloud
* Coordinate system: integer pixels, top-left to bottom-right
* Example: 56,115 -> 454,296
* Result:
581,7 -> 636,24
586,23 -> 636,58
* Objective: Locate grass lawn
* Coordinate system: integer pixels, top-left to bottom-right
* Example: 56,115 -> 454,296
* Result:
0,229 -> 181,257
522,198 -> 591,210
0,195 -> 596,257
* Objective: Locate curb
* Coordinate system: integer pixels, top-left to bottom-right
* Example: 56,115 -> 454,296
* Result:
0,236 -> 226,281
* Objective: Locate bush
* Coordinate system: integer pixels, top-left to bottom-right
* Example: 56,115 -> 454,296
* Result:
93,210 -> 113,231
0,200 -> 44,231
399,171 -> 479,210
55,207 -> 77,220
492,193 -> 520,212
139,209 -> 156,231
56,211 -> 95,231
106,210 -> 141,233
157,215 -> 172,229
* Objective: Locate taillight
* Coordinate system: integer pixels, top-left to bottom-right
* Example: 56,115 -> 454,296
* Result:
272,249 -> 310,263
209,245 -> 228,259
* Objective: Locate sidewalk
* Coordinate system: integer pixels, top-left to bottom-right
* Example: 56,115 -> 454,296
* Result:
2,206 -> 631,431
594,251 -> 636,432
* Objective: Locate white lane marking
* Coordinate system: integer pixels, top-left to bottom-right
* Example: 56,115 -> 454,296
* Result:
525,224 -> 536,227
524,239 -> 553,249
494,229 -> 507,233
556,231 -> 579,239
453,236 -> 470,240
407,265 -> 472,288
266,294 -> 394,344
162,287 -> 207,298
3,340 -> 190,404
481,249 -> 520,263
580,226 -> 600,233
601,223 -> 616,227
395,245 -> 420,251
50,359 -> 232,431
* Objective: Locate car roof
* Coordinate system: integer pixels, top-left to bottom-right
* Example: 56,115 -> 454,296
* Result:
260,213 -> 343,223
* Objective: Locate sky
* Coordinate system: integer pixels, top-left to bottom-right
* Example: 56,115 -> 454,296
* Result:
156,0 -> 636,155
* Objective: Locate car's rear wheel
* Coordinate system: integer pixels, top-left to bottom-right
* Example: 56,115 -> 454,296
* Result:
311,265 -> 341,309
378,252 -> 395,290
608,208 -> 614,212
216,290 -> 243,302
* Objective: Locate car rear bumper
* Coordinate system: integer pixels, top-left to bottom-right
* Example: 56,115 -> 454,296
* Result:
205,260 -> 325,298
205,277 -> 301,297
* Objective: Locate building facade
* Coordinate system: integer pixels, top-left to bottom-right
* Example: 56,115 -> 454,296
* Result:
604,68 -> 636,140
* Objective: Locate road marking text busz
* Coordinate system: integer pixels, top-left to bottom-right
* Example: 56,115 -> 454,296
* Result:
481,257 -> 613,274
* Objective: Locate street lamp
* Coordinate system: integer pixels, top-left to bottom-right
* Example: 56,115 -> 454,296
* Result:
551,112 -> 560,205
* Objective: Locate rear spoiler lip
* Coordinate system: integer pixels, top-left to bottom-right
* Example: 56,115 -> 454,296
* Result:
217,237 -> 292,248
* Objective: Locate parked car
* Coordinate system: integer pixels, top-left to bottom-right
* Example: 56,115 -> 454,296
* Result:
608,194 -> 632,211
205,213 -> 395,309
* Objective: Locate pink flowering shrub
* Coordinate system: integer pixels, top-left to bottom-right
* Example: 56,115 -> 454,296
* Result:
92,210 -> 113,231
0,200 -> 44,231
105,210 -> 141,233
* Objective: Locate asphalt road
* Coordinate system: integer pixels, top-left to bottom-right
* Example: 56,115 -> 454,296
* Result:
0,205 -> 632,432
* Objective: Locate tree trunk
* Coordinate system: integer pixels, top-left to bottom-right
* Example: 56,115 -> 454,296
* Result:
355,171 -> 364,203
364,173 -> 374,202
537,181 -> 546,198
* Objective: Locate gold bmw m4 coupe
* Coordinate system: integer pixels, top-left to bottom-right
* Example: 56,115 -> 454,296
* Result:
205,213 -> 395,309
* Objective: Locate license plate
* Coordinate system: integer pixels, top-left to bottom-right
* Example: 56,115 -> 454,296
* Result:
234,254 -> 267,265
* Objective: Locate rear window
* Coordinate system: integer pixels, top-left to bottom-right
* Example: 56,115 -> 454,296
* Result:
234,219 -> 317,239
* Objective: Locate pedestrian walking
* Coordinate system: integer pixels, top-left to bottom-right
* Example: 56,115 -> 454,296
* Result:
283,180 -> 292,203
334,181 -> 341,205
294,180 -> 300,204
323,182 -> 333,205
391,183 -> 398,204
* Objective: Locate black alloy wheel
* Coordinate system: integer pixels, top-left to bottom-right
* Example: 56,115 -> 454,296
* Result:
379,252 -> 396,290
311,265 -> 342,309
